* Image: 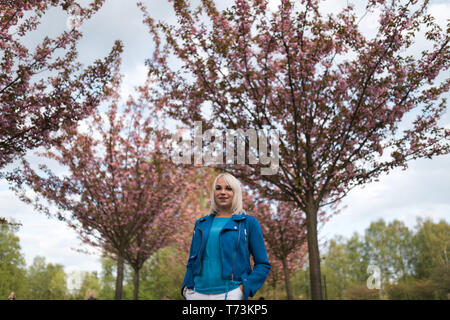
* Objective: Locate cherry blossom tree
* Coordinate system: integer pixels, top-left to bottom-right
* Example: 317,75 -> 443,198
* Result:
253,200 -> 308,299
140,0 -> 450,299
169,166 -> 219,266
117,89 -> 200,300
0,0 -> 123,170
8,84 -> 197,299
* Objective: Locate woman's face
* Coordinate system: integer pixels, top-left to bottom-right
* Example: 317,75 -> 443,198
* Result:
214,177 -> 234,210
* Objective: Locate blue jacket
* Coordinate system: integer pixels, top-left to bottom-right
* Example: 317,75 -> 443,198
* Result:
181,212 -> 271,300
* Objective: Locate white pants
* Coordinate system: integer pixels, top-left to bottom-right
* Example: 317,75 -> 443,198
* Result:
185,286 -> 244,300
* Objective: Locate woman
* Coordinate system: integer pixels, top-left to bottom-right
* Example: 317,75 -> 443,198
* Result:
181,173 -> 271,300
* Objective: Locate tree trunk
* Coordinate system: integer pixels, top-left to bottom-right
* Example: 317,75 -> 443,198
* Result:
281,256 -> 294,300
133,267 -> 140,300
305,194 -> 323,300
115,255 -> 125,300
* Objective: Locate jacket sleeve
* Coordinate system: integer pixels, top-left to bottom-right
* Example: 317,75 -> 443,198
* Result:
243,217 -> 271,299
181,220 -> 197,298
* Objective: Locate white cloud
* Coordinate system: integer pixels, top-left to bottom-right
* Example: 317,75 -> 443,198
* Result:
428,3 -> 450,27
120,63 -> 149,103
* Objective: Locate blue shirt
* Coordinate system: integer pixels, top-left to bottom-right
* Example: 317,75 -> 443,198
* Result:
194,217 -> 241,294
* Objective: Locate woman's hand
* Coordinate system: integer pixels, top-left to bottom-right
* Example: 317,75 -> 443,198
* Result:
239,284 -> 244,294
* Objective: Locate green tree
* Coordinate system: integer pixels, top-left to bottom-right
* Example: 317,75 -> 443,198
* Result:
413,218 -> 449,278
69,271 -> 101,300
0,221 -> 27,299
346,233 -> 369,284
320,233 -> 369,299
321,236 -> 351,299
298,217 -> 449,300
47,264 -> 68,299
137,246 -> 186,300
412,218 -> 449,299
290,267 -> 308,300
363,219 -> 416,293
98,255 -> 117,300
26,256 -> 68,300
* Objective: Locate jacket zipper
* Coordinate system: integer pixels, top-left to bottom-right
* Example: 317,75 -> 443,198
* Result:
231,222 -> 241,281
198,228 -> 204,274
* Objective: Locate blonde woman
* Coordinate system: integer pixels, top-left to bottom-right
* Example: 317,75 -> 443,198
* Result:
181,173 -> 271,300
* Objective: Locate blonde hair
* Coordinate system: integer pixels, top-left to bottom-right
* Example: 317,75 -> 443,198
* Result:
210,173 -> 243,215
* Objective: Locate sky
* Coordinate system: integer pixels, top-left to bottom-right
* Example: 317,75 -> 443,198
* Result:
1,0 -> 449,283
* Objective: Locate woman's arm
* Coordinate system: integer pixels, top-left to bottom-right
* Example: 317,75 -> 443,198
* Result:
243,217 -> 271,298
181,221 -> 198,298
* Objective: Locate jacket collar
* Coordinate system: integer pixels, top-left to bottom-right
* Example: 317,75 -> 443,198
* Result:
199,210 -> 247,222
